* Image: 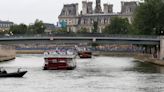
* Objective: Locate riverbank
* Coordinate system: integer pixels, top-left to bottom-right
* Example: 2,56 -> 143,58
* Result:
17,50 -> 141,56
93,51 -> 164,66
134,54 -> 164,66
0,56 -> 15,62
93,51 -> 142,57
16,50 -> 164,66
16,50 -> 44,54
17,50 -> 144,58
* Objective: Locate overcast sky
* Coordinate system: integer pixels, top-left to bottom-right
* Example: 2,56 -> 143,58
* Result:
0,0 -> 139,24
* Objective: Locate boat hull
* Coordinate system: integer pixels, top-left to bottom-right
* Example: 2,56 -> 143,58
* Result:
43,66 -> 76,70
43,55 -> 77,70
78,51 -> 92,58
79,55 -> 92,58
0,71 -> 27,78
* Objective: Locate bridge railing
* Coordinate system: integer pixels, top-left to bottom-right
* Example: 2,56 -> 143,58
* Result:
0,33 -> 159,39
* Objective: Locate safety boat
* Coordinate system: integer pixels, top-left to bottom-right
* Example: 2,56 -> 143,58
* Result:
0,68 -> 27,78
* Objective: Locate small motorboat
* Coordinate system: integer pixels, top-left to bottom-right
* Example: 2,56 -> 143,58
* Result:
78,51 -> 92,58
76,46 -> 92,58
0,69 -> 27,78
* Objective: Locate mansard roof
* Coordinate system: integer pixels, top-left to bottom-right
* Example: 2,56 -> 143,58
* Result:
0,20 -> 14,24
59,3 -> 78,17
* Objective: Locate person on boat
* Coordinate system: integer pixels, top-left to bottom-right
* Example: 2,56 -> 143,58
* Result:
2,69 -> 7,74
44,51 -> 49,56
17,68 -> 21,72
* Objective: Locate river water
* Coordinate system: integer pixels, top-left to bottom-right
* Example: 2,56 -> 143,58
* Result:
1,54 -> 164,92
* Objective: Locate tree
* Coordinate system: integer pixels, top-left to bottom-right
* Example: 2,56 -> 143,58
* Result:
92,21 -> 98,33
27,24 -> 37,34
33,19 -> 46,34
104,17 -> 131,34
27,19 -> 46,34
77,28 -> 89,33
10,24 -> 27,34
54,28 -> 67,33
133,0 -> 164,35
9,19 -> 46,35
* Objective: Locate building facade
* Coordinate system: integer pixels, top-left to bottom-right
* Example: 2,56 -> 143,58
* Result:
44,23 -> 56,34
121,1 -> 138,14
58,0 -> 138,33
58,3 -> 79,32
0,20 -> 14,32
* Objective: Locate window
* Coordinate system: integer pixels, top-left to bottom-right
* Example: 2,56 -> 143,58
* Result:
59,60 -> 66,63
52,59 -> 57,63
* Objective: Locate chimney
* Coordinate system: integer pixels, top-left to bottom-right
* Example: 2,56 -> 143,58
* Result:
82,1 -> 87,15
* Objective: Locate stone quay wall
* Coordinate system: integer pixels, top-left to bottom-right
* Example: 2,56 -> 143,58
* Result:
134,53 -> 164,66
0,45 -> 16,62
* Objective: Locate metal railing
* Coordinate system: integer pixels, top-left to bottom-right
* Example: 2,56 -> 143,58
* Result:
0,33 -> 159,39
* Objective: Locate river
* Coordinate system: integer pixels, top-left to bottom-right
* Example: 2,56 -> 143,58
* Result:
1,54 -> 164,92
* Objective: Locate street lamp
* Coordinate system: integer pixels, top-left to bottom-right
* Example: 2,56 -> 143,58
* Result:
161,31 -> 163,35
10,31 -> 13,36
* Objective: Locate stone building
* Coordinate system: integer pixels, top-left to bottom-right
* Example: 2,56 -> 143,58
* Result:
103,3 -> 113,14
82,1 -> 93,14
58,0 -> 138,33
121,1 -> 138,14
44,23 -> 56,34
95,0 -> 102,13
0,20 -> 14,32
58,3 -> 79,32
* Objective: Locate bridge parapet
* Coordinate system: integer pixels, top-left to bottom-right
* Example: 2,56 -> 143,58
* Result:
0,34 -> 160,45
0,34 -> 160,38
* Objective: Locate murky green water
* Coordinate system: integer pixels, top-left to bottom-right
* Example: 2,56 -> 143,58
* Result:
0,54 -> 164,92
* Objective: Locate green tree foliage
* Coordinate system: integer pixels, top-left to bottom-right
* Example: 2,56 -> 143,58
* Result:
9,24 -> 27,34
77,28 -> 89,33
9,19 -> 46,35
133,0 -> 164,35
27,24 -> 37,34
54,28 -> 67,33
32,19 -> 46,34
92,43 -> 99,47
104,17 -> 131,34
92,21 -> 98,33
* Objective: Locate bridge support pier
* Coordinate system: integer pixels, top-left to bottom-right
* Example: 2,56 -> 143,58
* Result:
160,36 -> 164,60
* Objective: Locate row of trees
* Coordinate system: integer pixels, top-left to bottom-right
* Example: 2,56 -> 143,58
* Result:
103,17 -> 132,34
9,19 -> 45,35
133,0 -> 164,35
4,0 -> 163,35
106,0 -> 164,35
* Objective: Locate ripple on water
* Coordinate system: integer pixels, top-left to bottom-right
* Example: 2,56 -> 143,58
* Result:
1,55 -> 164,92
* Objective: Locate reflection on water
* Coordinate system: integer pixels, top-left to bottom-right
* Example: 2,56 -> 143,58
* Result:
130,60 -> 164,74
0,54 -> 164,92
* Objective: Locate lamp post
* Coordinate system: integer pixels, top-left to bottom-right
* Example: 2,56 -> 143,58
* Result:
161,27 -> 164,35
161,31 -> 164,35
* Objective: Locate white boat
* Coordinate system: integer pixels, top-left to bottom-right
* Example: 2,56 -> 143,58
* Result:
43,50 -> 76,70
